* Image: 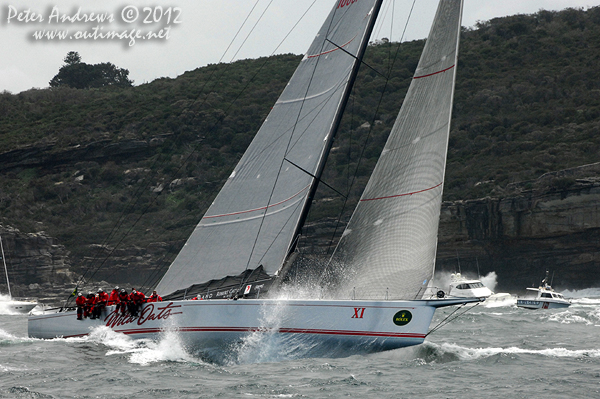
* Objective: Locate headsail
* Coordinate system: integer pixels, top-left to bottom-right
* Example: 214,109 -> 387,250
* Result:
331,0 -> 464,300
157,0 -> 383,295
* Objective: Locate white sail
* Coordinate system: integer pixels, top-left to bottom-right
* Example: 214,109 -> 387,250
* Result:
331,0 -> 464,300
157,0 -> 384,295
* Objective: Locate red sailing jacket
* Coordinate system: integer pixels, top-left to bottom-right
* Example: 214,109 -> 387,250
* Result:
132,291 -> 145,304
97,292 -> 109,304
86,295 -> 97,306
75,295 -> 86,307
108,290 -> 119,305
147,294 -> 162,302
118,292 -> 129,303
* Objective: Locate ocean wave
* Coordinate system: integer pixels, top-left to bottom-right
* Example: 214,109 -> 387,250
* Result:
60,324 -> 203,366
0,328 -> 36,345
561,287 -> 600,298
429,342 -> 600,361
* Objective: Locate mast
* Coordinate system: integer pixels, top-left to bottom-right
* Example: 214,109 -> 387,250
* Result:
1,234 -> 12,299
285,0 -> 385,261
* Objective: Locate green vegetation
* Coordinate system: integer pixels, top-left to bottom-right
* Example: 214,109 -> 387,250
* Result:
49,51 -> 133,89
0,7 -> 598,278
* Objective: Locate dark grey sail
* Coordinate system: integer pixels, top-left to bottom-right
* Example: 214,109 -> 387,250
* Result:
157,0 -> 383,295
331,0 -> 464,300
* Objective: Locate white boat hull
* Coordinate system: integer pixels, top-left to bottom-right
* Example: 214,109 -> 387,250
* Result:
28,298 -> 477,355
517,299 -> 571,309
5,300 -> 37,313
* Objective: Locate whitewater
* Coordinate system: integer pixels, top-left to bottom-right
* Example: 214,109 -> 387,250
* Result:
1,289 -> 599,398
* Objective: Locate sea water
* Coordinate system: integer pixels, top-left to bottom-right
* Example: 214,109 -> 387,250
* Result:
1,291 -> 599,398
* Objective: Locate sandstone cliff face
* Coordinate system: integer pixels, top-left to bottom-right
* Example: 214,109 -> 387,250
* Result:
437,181 -> 600,292
0,225 -> 75,303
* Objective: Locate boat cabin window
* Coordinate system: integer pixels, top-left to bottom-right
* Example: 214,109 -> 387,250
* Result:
541,293 -> 552,298
455,282 -> 484,290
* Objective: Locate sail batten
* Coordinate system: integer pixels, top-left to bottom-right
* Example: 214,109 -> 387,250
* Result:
156,0 -> 384,295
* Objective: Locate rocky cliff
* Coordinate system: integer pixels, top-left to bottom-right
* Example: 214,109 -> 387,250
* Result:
3,173 -> 599,303
0,224 -> 75,303
436,165 -> 600,292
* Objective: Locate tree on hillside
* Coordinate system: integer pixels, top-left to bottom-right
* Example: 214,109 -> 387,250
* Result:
49,51 -> 133,89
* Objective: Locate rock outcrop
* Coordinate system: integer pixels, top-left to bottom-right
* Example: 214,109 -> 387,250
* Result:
436,179 -> 600,292
0,224 -> 75,303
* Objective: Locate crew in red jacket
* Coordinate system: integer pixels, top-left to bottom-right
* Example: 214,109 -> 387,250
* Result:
107,287 -> 120,306
117,288 -> 129,315
147,290 -> 162,302
129,289 -> 145,316
92,288 -> 109,319
75,293 -> 86,320
84,292 -> 96,319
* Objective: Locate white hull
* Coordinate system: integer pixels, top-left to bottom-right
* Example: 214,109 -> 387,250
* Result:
517,299 -> 571,309
28,298 -> 478,355
4,300 -> 37,313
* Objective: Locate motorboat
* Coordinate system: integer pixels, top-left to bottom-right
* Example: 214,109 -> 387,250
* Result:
517,272 -> 571,309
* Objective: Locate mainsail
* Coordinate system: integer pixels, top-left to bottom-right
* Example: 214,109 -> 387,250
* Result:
157,0 -> 384,295
331,0 -> 464,300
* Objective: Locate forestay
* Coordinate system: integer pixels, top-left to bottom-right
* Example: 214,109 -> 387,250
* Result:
332,0 -> 464,300
157,0 -> 382,295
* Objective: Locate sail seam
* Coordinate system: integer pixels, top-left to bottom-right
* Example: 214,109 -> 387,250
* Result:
360,182 -> 442,202
413,64 -> 455,79
203,184 -> 310,219
306,35 -> 357,58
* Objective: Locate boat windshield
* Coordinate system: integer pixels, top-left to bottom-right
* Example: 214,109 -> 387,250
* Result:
541,293 -> 552,298
455,282 -> 484,290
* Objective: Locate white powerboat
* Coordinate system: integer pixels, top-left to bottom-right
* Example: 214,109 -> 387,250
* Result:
517,273 -> 571,309
447,273 -> 493,298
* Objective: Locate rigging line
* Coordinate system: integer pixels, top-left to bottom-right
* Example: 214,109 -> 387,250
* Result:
288,1 -> 385,264
70,147 -> 175,303
283,158 -> 347,199
146,1 -> 324,290
321,0 -> 417,258
73,2 -> 272,292
325,39 -> 388,79
426,302 -> 481,336
71,1 -> 324,299
227,0 -> 277,63
68,6 -> 269,295
241,3 -> 345,274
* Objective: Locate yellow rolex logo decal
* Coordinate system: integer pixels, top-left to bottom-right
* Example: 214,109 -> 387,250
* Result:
393,310 -> 412,326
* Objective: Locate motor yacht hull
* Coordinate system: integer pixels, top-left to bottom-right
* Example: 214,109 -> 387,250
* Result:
517,299 -> 571,309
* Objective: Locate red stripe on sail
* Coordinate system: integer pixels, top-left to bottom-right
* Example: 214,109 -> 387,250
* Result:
413,64 -> 455,79
360,182 -> 442,202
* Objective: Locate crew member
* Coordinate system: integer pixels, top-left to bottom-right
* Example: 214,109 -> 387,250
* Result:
75,293 -> 86,320
117,288 -> 129,315
147,290 -> 162,302
108,286 -> 120,306
92,288 -> 109,319
129,288 -> 145,317
84,292 -> 96,319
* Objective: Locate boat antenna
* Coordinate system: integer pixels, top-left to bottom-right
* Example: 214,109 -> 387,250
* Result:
456,250 -> 461,274
476,257 -> 480,279
0,233 -> 12,298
